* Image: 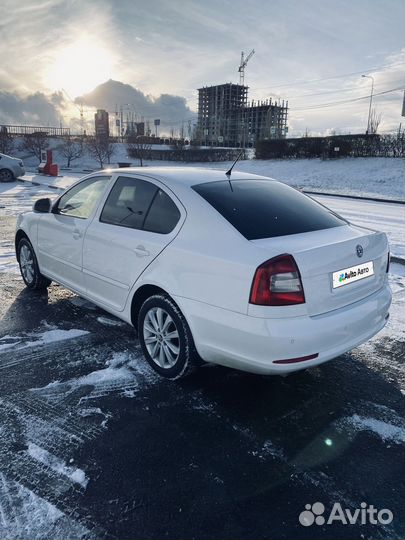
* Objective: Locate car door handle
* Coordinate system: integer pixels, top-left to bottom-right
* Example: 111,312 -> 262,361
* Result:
72,229 -> 83,239
134,245 -> 150,257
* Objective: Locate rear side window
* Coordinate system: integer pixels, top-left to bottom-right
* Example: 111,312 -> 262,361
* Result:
100,176 -> 181,234
143,189 -> 181,234
100,176 -> 157,230
192,180 -> 345,240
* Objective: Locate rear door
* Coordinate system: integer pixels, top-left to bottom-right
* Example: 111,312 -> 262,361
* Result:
82,175 -> 185,311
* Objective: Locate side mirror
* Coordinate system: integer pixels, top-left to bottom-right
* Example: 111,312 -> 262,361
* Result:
33,198 -> 51,213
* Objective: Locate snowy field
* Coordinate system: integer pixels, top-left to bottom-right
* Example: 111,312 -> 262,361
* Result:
1,156 -> 403,270
15,139 -> 404,202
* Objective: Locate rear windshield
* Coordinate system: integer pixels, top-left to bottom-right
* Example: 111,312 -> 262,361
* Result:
192,179 -> 345,240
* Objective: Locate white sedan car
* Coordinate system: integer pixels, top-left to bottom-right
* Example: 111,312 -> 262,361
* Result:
0,152 -> 25,182
15,168 -> 391,379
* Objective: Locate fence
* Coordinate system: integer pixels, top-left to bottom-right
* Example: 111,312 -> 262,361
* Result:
129,147 -> 244,162
255,133 -> 405,159
0,124 -> 71,137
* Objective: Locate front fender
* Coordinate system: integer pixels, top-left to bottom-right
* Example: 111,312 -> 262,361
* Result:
15,212 -> 40,254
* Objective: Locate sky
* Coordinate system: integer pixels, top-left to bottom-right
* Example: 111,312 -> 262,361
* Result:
0,0 -> 404,136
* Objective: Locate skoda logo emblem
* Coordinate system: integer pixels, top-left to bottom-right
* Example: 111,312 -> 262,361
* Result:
356,245 -> 364,258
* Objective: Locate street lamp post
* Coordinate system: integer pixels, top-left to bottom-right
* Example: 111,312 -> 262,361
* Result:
362,74 -> 375,134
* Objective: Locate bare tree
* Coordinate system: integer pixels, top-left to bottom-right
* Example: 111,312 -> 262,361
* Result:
127,136 -> 151,166
170,139 -> 186,161
104,138 -> 115,165
396,124 -> 405,157
0,129 -> 14,155
369,108 -> 382,135
19,132 -> 49,163
86,136 -> 115,169
59,136 -> 84,167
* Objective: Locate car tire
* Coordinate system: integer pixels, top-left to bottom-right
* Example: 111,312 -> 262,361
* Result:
138,294 -> 198,379
0,169 -> 14,182
17,238 -> 52,290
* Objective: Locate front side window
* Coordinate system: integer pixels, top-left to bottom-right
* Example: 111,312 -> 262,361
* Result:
57,176 -> 110,219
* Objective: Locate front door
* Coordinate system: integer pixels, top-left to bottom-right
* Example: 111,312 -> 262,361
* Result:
37,176 -> 111,292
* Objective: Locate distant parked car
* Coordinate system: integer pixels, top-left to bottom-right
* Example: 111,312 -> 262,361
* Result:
15,168 -> 391,379
0,153 -> 25,182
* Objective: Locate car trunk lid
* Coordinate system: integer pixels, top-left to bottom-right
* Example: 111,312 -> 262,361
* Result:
251,225 -> 388,316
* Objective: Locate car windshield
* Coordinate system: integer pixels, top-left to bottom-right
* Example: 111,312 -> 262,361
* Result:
192,179 -> 346,240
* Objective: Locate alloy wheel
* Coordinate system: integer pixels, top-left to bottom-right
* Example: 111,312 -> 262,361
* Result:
143,307 -> 180,368
19,244 -> 35,284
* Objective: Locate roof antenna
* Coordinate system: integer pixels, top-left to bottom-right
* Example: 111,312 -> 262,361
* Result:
226,150 -> 244,177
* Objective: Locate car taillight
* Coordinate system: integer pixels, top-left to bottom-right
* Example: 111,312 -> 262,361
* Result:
386,251 -> 390,273
249,254 -> 305,306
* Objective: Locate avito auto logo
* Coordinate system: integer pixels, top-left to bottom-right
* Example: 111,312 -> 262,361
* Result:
339,266 -> 370,283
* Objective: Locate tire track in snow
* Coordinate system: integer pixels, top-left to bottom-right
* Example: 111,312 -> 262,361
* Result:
0,393 -> 106,538
0,345 -> 158,539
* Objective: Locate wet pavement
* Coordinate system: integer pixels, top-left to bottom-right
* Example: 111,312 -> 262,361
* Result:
0,215 -> 404,540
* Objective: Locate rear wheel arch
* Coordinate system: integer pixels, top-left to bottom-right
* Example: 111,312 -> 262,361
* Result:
130,284 -> 168,329
130,285 -> 199,348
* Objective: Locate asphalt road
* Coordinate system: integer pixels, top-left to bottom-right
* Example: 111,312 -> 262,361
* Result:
0,214 -> 404,540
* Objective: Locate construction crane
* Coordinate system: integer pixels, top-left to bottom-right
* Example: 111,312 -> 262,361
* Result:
61,88 -> 86,135
238,49 -> 255,86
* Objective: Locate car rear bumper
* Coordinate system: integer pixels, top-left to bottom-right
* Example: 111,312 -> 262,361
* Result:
174,283 -> 392,375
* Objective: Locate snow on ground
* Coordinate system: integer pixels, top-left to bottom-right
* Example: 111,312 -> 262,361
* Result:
27,443 -> 89,488
314,194 -> 405,259
20,155 -> 404,201
31,350 -> 159,404
0,240 -> 18,274
96,316 -> 125,327
0,157 -> 403,278
353,269 -> 405,389
339,414 -> 404,444
13,138 -> 403,201
230,157 -> 404,201
0,180 -> 67,217
0,473 -> 90,540
1,161 -> 403,264
135,157 -> 403,201
0,327 -> 89,353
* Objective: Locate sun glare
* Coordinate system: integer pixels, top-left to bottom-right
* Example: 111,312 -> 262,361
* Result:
44,37 -> 115,97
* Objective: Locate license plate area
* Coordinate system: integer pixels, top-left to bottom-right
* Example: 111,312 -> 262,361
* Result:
332,261 -> 374,289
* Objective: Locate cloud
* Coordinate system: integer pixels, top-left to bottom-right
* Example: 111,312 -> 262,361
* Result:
0,79 -> 196,134
0,0 -> 403,136
77,80 -> 196,128
0,90 -> 64,126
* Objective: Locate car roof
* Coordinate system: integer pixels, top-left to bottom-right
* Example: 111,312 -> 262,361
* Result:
102,166 -> 274,187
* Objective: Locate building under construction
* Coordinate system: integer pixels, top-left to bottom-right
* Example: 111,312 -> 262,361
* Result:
94,109 -> 109,138
197,83 -> 288,147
